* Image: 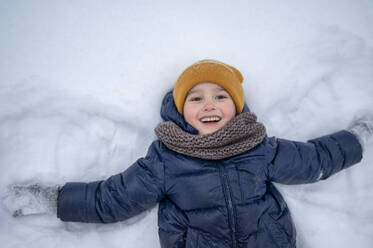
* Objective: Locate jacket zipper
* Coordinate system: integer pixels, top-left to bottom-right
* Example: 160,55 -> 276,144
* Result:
219,165 -> 237,248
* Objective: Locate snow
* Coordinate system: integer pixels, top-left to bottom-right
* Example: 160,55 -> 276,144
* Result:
0,0 -> 372,247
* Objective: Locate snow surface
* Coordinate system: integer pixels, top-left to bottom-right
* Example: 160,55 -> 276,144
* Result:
1,0 -> 373,247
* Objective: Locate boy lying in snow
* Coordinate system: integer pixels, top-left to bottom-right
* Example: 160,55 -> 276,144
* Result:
3,60 -> 373,248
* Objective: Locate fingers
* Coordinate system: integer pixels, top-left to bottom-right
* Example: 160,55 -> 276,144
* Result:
2,183 -> 42,217
13,209 -> 24,217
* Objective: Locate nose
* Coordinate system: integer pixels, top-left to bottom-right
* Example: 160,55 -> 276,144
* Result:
203,100 -> 216,112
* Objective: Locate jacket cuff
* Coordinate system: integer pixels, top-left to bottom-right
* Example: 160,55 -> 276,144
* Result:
309,130 -> 363,170
335,130 -> 363,167
57,181 -> 102,222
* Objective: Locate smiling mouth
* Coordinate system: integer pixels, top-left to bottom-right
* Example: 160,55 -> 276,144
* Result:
200,116 -> 222,124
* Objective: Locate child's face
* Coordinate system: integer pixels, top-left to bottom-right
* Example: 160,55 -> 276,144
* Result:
183,82 -> 236,135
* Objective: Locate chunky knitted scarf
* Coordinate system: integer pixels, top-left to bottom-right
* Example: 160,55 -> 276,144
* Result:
154,112 -> 266,160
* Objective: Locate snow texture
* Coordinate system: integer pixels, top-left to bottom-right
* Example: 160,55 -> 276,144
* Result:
0,0 -> 373,247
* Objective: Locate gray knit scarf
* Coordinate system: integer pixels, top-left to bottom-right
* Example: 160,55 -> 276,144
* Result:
154,112 -> 266,160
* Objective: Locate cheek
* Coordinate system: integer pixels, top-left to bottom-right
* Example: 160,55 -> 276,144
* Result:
183,104 -> 199,124
222,102 -> 236,118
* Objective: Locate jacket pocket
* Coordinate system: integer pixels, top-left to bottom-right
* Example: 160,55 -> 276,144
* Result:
185,227 -> 230,248
261,210 -> 296,248
236,162 -> 266,201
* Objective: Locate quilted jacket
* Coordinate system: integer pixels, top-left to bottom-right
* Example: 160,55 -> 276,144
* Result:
57,91 -> 363,248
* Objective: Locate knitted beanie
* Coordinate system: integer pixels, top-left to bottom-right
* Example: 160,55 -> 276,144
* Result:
173,59 -> 245,115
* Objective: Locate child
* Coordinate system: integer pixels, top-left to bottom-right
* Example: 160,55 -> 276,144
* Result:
3,60 -> 373,248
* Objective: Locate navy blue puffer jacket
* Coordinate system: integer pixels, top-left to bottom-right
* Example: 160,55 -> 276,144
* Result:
57,91 -> 363,248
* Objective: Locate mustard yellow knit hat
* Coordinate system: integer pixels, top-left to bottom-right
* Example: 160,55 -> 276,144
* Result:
173,59 -> 244,115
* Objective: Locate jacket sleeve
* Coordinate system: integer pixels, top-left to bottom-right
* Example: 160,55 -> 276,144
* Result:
57,140 -> 165,223
265,130 -> 363,185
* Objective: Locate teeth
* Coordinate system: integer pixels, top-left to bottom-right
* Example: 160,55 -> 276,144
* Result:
201,117 -> 221,122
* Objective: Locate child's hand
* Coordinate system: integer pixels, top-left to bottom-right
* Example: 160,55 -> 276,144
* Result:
347,114 -> 373,153
2,183 -> 59,217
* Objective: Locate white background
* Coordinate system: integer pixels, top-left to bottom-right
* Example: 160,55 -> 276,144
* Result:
0,0 -> 372,247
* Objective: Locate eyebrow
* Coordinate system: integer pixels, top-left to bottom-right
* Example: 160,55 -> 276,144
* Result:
187,86 -> 226,96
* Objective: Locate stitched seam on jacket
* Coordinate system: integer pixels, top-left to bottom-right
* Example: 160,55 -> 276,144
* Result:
309,141 -> 323,180
329,135 -> 346,170
184,205 -> 225,213
94,182 -> 105,223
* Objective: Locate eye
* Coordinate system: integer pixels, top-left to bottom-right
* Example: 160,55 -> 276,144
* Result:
190,97 -> 202,102
216,95 -> 228,100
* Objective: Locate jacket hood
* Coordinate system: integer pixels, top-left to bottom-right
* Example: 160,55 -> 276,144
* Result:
160,90 -> 251,134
